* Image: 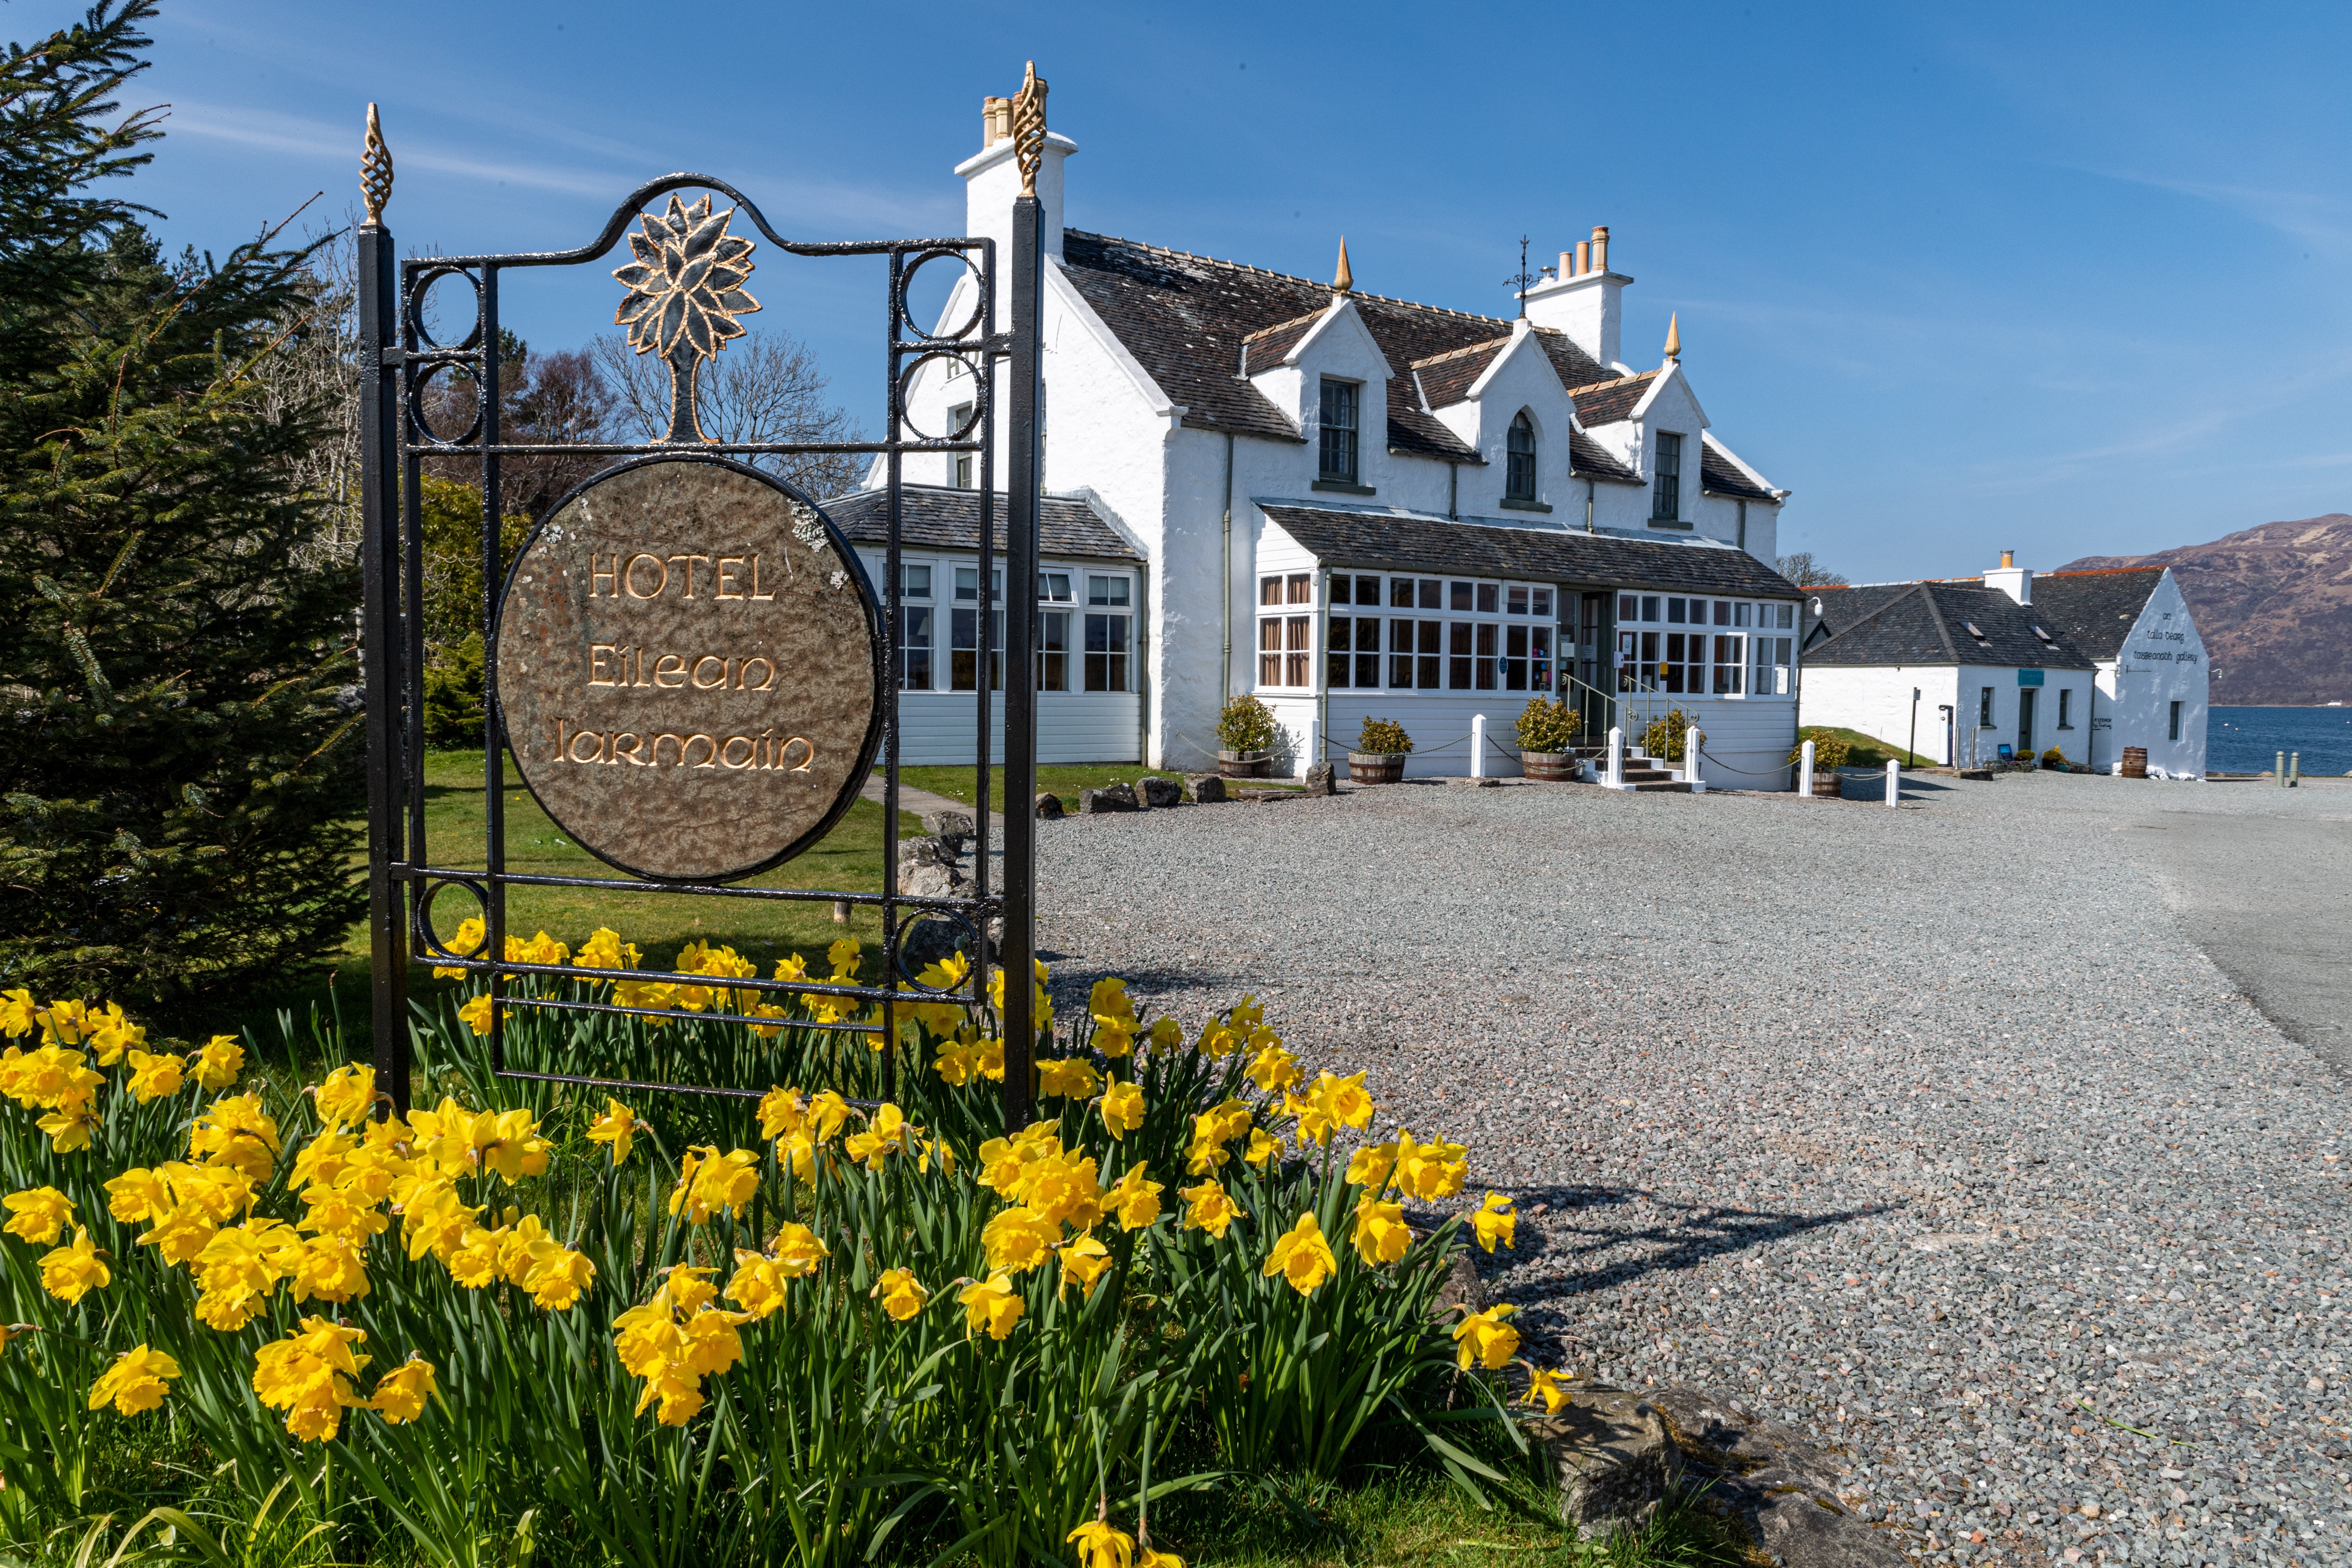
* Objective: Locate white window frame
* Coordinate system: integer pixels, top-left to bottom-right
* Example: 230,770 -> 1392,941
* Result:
1312,572 -> 1556,696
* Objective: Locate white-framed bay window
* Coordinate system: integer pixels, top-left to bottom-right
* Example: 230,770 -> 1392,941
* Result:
866,554 -> 1136,695
1611,593 -> 1796,697
1315,571 -> 1555,694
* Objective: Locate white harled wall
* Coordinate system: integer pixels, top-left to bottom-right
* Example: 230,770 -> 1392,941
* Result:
2093,570 -> 2209,777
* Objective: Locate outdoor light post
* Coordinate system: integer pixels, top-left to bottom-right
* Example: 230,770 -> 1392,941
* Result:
1909,686 -> 1920,768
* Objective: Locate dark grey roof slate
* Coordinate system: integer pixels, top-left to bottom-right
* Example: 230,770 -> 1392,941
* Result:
1802,582 -> 2094,670
1569,429 -> 1642,484
1700,436 -> 1775,500
1257,502 -> 1802,599
1412,338 -> 1511,408
2017,568 -> 2163,661
826,485 -> 1140,561
1567,370 -> 1661,427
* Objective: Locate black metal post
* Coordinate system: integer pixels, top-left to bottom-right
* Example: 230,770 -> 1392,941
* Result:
357,219 -> 410,1112
999,195 -> 1043,1130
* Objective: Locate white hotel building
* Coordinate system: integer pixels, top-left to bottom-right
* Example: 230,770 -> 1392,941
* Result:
833,95 -> 1810,781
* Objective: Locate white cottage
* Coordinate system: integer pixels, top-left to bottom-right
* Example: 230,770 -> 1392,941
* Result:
846,90 -> 1808,780
1798,554 -> 2208,776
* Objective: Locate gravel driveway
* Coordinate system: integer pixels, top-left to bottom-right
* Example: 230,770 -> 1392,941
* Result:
1034,772 -> 2352,1568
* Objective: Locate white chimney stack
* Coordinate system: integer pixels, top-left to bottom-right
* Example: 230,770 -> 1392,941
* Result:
956,95 -> 1077,262
1984,550 -> 2032,604
1522,224 -> 1629,373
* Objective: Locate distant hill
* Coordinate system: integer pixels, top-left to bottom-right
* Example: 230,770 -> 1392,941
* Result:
2058,513 -> 2352,705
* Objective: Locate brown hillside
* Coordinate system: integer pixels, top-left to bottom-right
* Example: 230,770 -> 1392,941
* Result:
2058,514 -> 2352,705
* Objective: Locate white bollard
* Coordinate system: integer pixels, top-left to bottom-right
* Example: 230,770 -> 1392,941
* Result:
1800,738 -> 1816,797
1470,714 -> 1487,779
1298,716 -> 1318,781
1886,756 -> 1900,808
1606,725 -> 1625,789
1686,726 -> 1704,793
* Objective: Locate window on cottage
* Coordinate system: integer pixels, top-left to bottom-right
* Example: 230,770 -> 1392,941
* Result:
1712,636 -> 1745,694
950,566 -> 1004,691
1748,637 -> 1791,697
1259,575 -> 1283,607
1038,609 -> 1069,691
1318,378 -> 1360,483
899,604 -> 934,690
2169,700 -> 2183,742
1506,411 -> 1538,502
1979,686 -> 1995,727
949,403 -> 975,488
1652,431 -> 1683,520
1390,618 -> 1440,688
1039,571 -> 1073,602
2058,688 -> 2074,730
1287,572 -> 1312,604
1328,617 -> 1381,689
1086,610 -> 1130,692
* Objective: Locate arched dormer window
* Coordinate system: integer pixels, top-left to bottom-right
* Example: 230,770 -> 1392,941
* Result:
1505,410 -> 1538,503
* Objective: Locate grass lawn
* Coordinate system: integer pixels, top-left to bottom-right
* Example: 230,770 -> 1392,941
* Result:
1799,725 -> 1938,770
899,762 -> 1298,814
209,749 -> 921,1058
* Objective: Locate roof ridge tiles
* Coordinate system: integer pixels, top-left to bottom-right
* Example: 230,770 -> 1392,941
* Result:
1063,229 -> 1515,327
1409,336 -> 1514,369
1241,308 -> 1331,345
1563,370 -> 1661,397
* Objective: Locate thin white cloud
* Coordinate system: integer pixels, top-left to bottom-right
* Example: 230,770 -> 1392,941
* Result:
170,102 -> 629,198
2072,166 -> 2352,260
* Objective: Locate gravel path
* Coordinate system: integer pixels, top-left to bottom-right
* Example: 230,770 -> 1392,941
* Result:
1034,773 -> 2352,1568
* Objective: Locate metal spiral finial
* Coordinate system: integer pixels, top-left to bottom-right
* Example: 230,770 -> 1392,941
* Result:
360,103 -> 394,223
1011,61 -> 1048,197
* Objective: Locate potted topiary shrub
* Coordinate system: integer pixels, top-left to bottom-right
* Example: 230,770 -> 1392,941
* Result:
1217,694 -> 1277,778
1788,727 -> 1851,797
1348,717 -> 1413,784
2040,746 -> 2068,770
1515,695 -> 1583,781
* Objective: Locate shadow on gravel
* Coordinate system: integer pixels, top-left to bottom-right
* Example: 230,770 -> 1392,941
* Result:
1493,1184 -> 1895,1290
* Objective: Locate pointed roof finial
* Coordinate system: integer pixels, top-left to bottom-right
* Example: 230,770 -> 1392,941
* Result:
1663,311 -> 1681,365
360,103 -> 394,225
1011,61 -> 1049,197
1333,236 -> 1353,294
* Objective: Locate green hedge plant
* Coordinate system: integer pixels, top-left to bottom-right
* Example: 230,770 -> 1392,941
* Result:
1513,697 -> 1580,753
1354,718 -> 1413,756
1217,694 -> 1276,753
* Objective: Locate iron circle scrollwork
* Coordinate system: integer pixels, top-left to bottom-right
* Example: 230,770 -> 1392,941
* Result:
891,904 -> 983,990
895,351 -> 988,443
406,265 -> 484,352
407,362 -> 482,447
412,876 -> 492,967
895,247 -> 985,343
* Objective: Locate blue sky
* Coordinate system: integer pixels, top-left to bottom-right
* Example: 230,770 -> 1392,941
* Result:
49,0 -> 2352,581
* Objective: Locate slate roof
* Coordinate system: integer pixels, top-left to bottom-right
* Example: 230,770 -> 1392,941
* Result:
1801,582 -> 2094,670
1569,429 -> 1642,485
2017,568 -> 2164,661
1700,436 -> 1776,500
1257,502 -> 1803,599
1564,370 -> 1661,427
1410,338 -> 1511,409
1056,231 -> 1610,460
825,485 -> 1140,561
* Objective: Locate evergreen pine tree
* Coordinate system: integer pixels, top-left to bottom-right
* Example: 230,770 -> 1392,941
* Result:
0,1 -> 365,1013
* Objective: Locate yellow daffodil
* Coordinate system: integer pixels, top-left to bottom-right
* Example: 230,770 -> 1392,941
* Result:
371,1356 -> 436,1423
1345,1139 -> 1397,1191
1145,1016 -> 1182,1054
572,927 -> 642,974
1178,1180 -> 1239,1240
1262,1212 -> 1337,1296
40,1226 -> 109,1303
874,1266 -> 929,1321
189,1092 -> 281,1181
1247,1041 -> 1302,1093
1243,1128 -> 1280,1167
958,1272 -> 1024,1340
757,1085 -> 805,1141
844,1102 -> 920,1170
123,1048 -> 185,1103
807,1091 -> 851,1142
1099,1079 -> 1145,1141
1307,1071 -> 1373,1133
1524,1367 -> 1569,1415
103,1168 -> 172,1225
724,1250 -> 792,1319
1035,1057 -> 1100,1100
433,917 -> 486,977
1059,1233 -> 1113,1298
313,1062 -> 377,1127
1451,1304 -> 1520,1371
1106,1162 -> 1164,1231
445,1225 -> 508,1290
138,1205 -> 218,1266
253,1316 -> 370,1442
193,1034 -> 244,1089
1283,1090 -> 1334,1148
1472,1191 -> 1516,1253
826,936 -> 863,980
456,994 -> 496,1036
933,1034 -> 982,1086
1392,1130 -> 1469,1200
3,1185 -> 74,1245
286,1234 -> 371,1304
981,1208 -> 1061,1274
1350,1196 -> 1411,1266
0,988 -> 40,1037
1139,1549 -> 1185,1568
1066,1519 -> 1135,1568
40,999 -> 91,1048
87,1344 -> 179,1416
587,1097 -> 638,1164
669,1146 -> 760,1224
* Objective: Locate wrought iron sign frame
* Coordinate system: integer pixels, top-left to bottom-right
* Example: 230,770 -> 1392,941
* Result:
356,120 -> 1048,1127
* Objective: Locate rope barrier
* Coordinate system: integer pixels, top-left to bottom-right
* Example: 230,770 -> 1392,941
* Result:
1694,743 -> 1799,779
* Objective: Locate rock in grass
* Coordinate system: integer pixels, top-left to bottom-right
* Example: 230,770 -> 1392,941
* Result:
1302,762 -> 1335,796
1184,773 -> 1227,803
1078,784 -> 1137,814
1138,776 -> 1183,808
1035,792 -> 1064,820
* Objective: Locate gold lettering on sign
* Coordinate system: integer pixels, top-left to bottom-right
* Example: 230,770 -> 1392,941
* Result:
591,550 -> 776,601
737,656 -> 775,691
625,554 -> 668,598
714,556 -> 747,599
552,719 -> 818,773
778,735 -> 814,772
652,654 -> 687,688
751,553 -> 775,601
590,554 -> 619,597
691,655 -> 728,689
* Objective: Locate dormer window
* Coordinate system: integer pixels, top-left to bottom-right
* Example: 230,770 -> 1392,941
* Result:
1318,378 -> 1359,485
2031,625 -> 2054,644
1505,411 -> 1537,503
1963,621 -> 1987,640
1650,431 -> 1682,521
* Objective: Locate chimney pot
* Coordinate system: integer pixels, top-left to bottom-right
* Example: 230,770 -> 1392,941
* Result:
1576,240 -> 1591,275
1558,250 -> 1575,280
2001,550 -> 2014,569
982,96 -> 1012,147
1590,225 -> 1609,273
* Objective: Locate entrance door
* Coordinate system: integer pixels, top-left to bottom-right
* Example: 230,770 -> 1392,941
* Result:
2017,688 -> 2036,757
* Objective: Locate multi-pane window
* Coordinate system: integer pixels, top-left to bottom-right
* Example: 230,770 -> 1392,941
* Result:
1651,431 -> 1682,520
1038,568 -> 1073,692
950,566 -> 1003,691
1612,596 -> 1794,696
1085,574 -> 1130,692
898,564 -> 933,690
1298,572 -> 1554,693
1505,411 -> 1537,502
949,403 -> 975,488
1318,379 -> 1359,483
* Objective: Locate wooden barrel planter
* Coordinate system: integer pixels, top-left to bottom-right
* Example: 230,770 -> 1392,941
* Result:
1808,771 -> 1846,798
1218,749 -> 1270,779
2120,746 -> 2148,779
1348,751 -> 1408,784
1521,751 -> 1578,782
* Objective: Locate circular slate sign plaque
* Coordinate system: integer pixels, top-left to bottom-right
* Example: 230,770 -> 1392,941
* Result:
494,455 -> 882,882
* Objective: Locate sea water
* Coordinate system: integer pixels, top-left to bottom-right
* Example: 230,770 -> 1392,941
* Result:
2208,706 -> 2352,775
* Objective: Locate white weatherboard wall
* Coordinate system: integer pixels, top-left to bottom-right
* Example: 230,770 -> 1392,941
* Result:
893,693 -> 1142,766
2093,571 -> 2208,777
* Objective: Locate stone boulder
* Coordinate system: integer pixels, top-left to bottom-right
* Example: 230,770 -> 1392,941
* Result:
1184,773 -> 1227,804
921,809 -> 975,848
1138,775 -> 1184,808
900,861 -> 959,901
1301,761 -> 1335,796
1078,783 -> 1138,814
1035,792 -> 1064,820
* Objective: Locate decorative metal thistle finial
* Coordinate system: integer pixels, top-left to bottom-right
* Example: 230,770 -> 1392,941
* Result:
612,193 -> 761,442
360,103 -> 394,224
1011,60 -> 1049,197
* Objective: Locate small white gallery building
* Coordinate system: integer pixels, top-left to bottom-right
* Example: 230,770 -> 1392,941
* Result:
840,92 -> 1808,779
1798,555 -> 2209,776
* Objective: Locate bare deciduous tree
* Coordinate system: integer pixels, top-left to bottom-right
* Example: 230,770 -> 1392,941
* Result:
593,328 -> 866,499
1776,551 -> 1848,588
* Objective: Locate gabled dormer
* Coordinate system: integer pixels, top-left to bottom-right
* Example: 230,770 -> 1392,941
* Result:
1242,289 -> 1392,495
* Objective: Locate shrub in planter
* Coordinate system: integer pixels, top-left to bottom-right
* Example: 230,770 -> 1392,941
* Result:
2041,746 -> 2068,769
1642,708 -> 1691,765
1788,727 -> 1851,771
1513,697 -> 1580,753
1349,718 -> 1412,783
1216,695 -> 1276,754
